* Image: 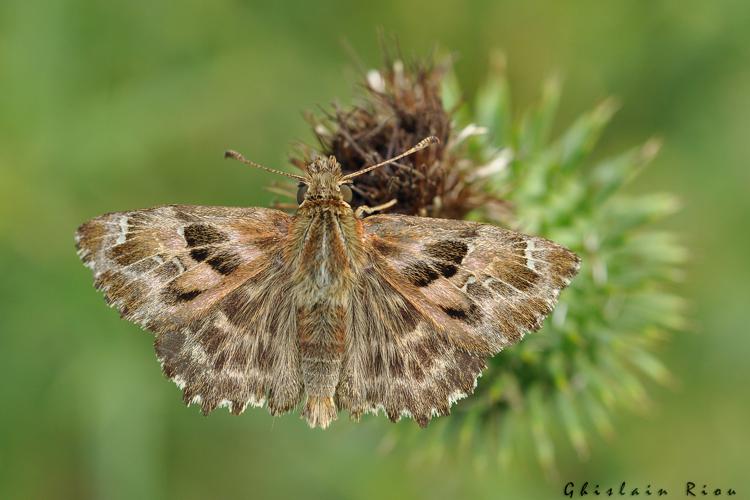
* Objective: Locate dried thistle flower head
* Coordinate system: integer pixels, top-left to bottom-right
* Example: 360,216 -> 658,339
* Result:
290,57 -> 498,219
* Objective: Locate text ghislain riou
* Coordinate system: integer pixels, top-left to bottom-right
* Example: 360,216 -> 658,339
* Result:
564,482 -> 737,497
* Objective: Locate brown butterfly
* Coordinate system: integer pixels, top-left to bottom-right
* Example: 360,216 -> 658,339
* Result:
76,137 -> 580,429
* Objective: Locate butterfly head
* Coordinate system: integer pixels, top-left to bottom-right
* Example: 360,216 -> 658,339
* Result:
224,136 -> 439,207
296,156 -> 353,205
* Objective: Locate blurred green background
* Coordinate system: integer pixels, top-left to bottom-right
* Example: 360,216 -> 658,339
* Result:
1,1 -> 748,498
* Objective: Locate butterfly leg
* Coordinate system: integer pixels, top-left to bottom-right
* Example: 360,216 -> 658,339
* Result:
354,199 -> 397,218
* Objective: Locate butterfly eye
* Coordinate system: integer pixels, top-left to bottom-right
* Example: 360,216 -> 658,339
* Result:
296,184 -> 308,205
340,184 -> 353,203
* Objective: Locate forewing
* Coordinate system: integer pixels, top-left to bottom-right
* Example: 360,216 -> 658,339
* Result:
76,205 -> 302,415
337,214 -> 580,426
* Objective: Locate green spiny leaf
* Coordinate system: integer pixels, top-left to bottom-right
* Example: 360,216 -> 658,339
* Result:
474,52 -> 511,147
518,74 -> 561,157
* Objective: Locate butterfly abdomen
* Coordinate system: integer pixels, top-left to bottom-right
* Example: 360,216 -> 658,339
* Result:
297,300 -> 346,428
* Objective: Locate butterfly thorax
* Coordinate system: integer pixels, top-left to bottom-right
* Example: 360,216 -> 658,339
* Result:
288,200 -> 364,297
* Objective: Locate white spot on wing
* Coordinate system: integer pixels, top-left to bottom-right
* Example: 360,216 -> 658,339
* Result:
115,215 -> 128,245
525,239 -> 537,271
172,257 -> 185,274
247,395 -> 266,408
172,375 -> 187,390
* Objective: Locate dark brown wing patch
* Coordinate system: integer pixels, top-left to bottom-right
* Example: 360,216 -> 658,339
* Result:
183,223 -> 228,247
424,239 -> 468,264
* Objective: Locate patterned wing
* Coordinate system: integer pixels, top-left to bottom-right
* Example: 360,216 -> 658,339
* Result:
336,214 -> 580,426
76,205 -> 302,416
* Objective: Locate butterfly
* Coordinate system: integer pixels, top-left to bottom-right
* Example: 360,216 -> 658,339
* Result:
76,136 -> 580,429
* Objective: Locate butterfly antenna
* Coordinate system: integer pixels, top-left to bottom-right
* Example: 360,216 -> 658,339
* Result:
339,136 -> 440,182
224,150 -> 307,181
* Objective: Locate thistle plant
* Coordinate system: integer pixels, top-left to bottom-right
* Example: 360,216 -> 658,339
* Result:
289,53 -> 686,474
